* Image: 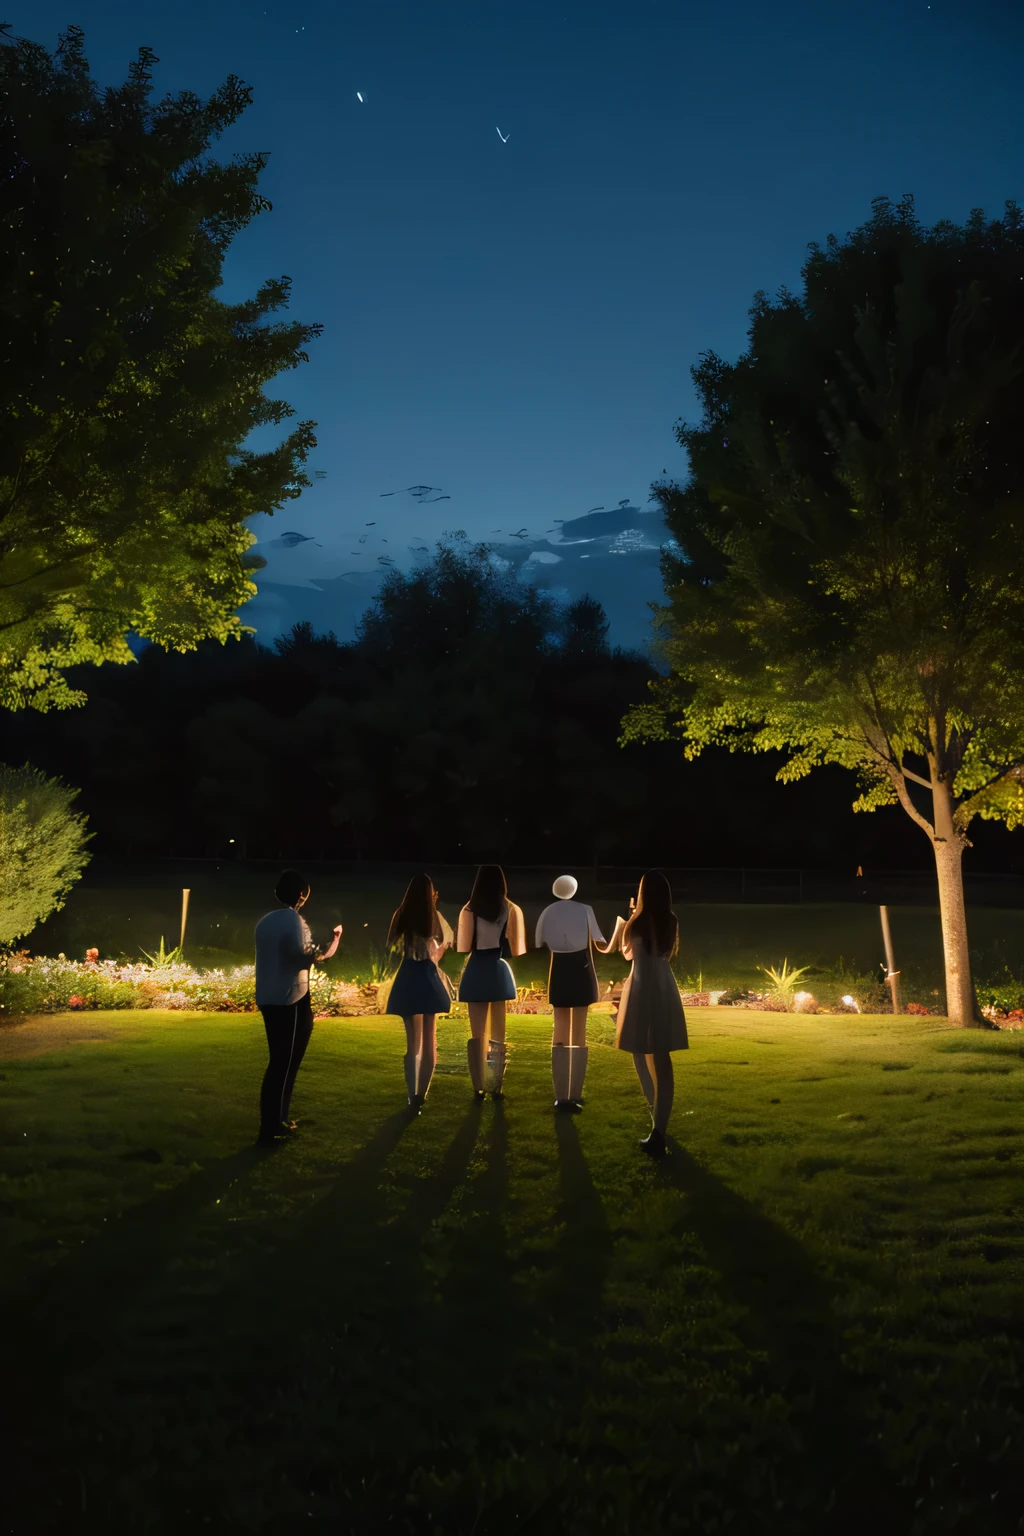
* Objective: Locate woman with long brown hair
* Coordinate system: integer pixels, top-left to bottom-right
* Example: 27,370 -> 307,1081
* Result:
614,870 -> 688,1157
456,864 -> 527,1099
387,873 -> 454,1112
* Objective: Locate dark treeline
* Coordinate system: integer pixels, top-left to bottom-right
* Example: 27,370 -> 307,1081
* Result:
1,540 -> 1013,872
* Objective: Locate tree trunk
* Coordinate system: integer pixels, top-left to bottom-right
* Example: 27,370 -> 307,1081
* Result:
930,778 -> 978,1027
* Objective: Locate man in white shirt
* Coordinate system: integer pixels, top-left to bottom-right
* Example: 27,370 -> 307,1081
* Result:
254,869 -> 342,1145
535,874 -> 615,1112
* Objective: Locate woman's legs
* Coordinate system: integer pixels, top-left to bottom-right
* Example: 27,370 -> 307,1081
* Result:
487,1001 -> 508,1095
402,1015 -> 423,1104
467,1002 -> 489,1093
416,1014 -> 437,1099
632,1053 -> 655,1109
647,1052 -> 674,1134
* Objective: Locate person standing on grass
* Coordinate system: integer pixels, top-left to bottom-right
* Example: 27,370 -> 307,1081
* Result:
457,864 -> 527,1100
386,873 -> 454,1114
254,869 -> 342,1147
614,870 -> 688,1158
535,873 -> 620,1113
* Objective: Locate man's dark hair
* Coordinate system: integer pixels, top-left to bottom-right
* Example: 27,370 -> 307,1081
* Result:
276,869 -> 310,907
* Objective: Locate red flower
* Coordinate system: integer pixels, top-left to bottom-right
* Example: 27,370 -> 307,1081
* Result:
85,948 -> 99,964
68,994 -> 86,1010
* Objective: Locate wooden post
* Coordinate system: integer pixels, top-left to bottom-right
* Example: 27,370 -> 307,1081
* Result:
879,904 -> 900,1014
180,888 -> 191,952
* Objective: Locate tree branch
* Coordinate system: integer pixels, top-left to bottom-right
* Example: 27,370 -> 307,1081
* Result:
886,763 -> 935,839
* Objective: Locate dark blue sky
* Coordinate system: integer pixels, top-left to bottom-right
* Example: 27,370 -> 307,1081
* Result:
24,0 -> 1024,646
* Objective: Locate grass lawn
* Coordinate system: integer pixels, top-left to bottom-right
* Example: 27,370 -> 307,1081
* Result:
2,1008 -> 1023,1534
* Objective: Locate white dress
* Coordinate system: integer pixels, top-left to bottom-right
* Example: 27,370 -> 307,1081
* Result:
615,935 -> 688,1054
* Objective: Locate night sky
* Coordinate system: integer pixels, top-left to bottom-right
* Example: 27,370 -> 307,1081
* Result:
22,0 -> 1024,647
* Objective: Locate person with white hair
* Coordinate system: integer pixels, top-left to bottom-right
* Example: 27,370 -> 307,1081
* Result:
535,874 -> 623,1112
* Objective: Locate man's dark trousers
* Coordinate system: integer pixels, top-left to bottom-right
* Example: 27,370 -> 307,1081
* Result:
259,991 -> 314,1135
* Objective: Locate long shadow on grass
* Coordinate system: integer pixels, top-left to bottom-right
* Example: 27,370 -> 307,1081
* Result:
6,1142 -> 277,1375
5,1110 -> 420,1532
662,1139 -> 907,1533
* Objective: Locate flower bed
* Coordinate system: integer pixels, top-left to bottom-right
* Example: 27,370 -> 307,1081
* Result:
0,953 -> 383,1020
4,953 -> 1021,1028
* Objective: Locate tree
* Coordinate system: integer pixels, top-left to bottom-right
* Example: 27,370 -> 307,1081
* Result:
0,24 -> 320,713
561,594 -> 611,659
0,762 -> 91,943
624,196 -> 1024,1026
357,537 -> 558,856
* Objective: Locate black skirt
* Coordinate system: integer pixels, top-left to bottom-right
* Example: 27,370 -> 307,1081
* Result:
547,947 -> 599,1008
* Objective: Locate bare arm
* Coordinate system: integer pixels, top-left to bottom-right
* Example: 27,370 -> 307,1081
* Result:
456,906 -> 474,954
316,924 -> 344,962
594,915 -> 626,955
507,902 -> 527,957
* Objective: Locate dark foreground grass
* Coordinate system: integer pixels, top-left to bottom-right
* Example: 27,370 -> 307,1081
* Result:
2,1009 -> 1023,1534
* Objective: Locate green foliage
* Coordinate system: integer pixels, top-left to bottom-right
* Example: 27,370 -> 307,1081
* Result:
0,24 -> 320,711
0,762 -> 91,943
625,195 -> 1024,832
759,959 -> 812,998
139,936 -> 185,967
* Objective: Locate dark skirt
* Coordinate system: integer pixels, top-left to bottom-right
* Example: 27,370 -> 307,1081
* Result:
458,947 -> 517,1004
388,956 -> 452,1018
548,947 -> 599,1008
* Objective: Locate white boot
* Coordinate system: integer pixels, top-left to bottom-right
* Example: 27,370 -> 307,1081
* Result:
467,1038 -> 486,1097
487,1039 -> 508,1098
551,1044 -> 571,1109
568,1046 -> 589,1106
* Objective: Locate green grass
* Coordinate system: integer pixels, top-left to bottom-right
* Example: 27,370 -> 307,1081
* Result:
2,1008 -> 1024,1533
26,859 -> 1024,999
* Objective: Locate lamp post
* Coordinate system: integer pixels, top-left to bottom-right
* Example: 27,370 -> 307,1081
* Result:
879,904 -> 900,1014
180,888 -> 190,953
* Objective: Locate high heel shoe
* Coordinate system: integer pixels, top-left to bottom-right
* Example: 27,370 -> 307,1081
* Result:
640,1128 -> 668,1158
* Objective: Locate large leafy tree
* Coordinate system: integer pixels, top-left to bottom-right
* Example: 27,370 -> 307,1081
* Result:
625,196 -> 1024,1026
0,23 -> 319,712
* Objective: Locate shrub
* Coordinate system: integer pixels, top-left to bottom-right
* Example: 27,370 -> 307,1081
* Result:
0,763 -> 92,945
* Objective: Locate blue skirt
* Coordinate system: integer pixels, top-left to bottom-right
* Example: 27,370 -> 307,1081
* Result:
388,956 -> 452,1018
458,947 -> 517,1004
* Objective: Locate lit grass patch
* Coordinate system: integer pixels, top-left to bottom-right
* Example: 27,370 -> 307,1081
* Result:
2,1008 -> 1023,1532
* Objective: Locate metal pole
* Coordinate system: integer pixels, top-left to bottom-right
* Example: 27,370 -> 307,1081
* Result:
180,888 -> 191,952
879,904 -> 900,1014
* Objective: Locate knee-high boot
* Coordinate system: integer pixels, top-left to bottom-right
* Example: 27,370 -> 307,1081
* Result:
467,1037 -> 486,1097
487,1039 -> 508,1098
551,1043 -> 571,1109
568,1045 -> 589,1106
